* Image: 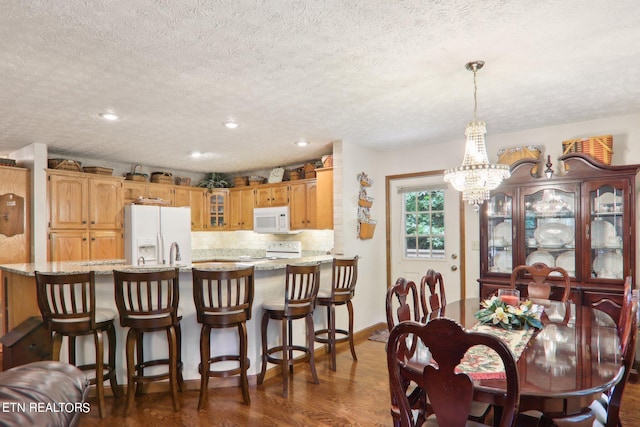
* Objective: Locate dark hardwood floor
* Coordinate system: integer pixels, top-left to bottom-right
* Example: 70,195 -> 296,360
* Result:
1,335 -> 638,426
75,337 -> 640,427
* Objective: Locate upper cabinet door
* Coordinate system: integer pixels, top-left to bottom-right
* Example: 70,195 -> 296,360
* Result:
521,185 -> 579,279
484,191 -> 514,275
585,180 -> 629,282
89,177 -> 122,229
49,174 -> 88,229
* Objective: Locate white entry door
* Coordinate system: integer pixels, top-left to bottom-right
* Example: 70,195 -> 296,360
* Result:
388,173 -> 464,304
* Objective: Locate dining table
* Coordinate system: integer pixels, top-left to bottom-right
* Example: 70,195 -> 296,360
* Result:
403,297 -> 624,418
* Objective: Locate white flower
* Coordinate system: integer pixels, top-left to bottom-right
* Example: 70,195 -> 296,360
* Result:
491,306 -> 510,324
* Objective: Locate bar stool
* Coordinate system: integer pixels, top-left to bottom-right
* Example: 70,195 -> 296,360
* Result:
257,263 -> 320,397
192,266 -> 255,408
113,268 -> 184,415
314,256 -> 358,371
35,271 -> 120,418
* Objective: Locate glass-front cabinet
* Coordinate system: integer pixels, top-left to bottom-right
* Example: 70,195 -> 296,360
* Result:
479,154 -> 639,303
523,186 -> 577,278
587,182 -> 628,281
486,192 -> 513,274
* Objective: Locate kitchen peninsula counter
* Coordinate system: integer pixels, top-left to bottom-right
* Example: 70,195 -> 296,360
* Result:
0,255 -> 334,385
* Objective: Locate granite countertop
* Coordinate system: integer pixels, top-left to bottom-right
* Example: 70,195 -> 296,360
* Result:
0,255 -> 334,276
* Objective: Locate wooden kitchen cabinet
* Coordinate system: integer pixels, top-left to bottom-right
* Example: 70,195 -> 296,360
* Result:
47,170 -> 123,261
229,187 -> 254,230
174,186 -> 192,207
123,181 -> 175,205
188,187 -> 208,230
147,183 -> 175,204
48,230 -> 88,261
478,154 -> 640,304
289,180 -> 317,230
89,177 -> 122,229
48,172 -> 88,229
206,189 -> 229,230
316,167 -> 334,229
254,184 -> 289,207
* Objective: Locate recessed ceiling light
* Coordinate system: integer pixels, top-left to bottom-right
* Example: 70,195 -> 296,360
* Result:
222,121 -> 240,129
190,151 -> 202,158
99,112 -> 119,121
295,140 -> 309,147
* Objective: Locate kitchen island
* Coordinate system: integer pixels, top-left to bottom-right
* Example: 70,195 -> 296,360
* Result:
0,256 -> 333,387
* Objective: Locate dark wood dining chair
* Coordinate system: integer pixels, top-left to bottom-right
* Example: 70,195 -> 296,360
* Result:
314,255 -> 359,371
386,277 -> 421,330
510,262 -> 572,302
35,271 -> 120,418
419,269 -> 446,317
113,268 -> 184,415
192,266 -> 255,408
387,318 -> 520,427
257,263 -> 320,398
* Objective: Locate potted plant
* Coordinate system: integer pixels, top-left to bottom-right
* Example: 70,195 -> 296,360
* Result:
198,173 -> 229,191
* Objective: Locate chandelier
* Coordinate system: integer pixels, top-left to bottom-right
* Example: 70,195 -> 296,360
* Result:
443,61 -> 510,210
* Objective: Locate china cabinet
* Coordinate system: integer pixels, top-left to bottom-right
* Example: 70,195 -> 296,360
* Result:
479,154 -> 639,303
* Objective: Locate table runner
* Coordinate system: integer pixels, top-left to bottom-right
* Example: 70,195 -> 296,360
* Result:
455,324 -> 535,380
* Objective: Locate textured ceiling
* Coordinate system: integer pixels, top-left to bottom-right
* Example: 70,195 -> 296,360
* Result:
1,1 -> 640,173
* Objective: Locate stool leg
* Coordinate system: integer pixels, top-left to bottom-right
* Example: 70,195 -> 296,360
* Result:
306,313 -> 319,385
51,332 -> 63,361
167,325 -> 180,412
347,300 -> 357,361
176,322 -> 185,392
329,304 -> 337,371
124,329 -> 137,416
198,325 -> 211,411
94,330 -> 106,418
135,331 -> 144,396
68,336 -> 77,365
288,319 -> 294,375
106,323 -> 121,397
282,317 -> 289,397
239,322 -> 250,404
257,311 -> 269,385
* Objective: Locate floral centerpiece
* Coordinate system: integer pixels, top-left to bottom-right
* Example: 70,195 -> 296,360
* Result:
474,296 -> 543,330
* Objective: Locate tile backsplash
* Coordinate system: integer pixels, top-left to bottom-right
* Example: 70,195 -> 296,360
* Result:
191,230 -> 334,256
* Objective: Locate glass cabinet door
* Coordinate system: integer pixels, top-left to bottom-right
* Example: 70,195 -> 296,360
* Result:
208,191 -> 228,229
486,192 -> 513,273
523,187 -> 577,277
589,184 -> 624,280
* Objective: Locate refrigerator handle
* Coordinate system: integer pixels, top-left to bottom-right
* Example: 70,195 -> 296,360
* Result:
159,233 -> 166,264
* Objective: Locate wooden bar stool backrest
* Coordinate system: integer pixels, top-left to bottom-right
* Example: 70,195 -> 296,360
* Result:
386,277 -> 420,330
113,268 -> 180,329
387,318 -> 520,427
284,264 -> 320,317
510,262 -> 571,302
419,269 -> 447,315
36,271 -> 97,332
329,256 -> 358,303
192,266 -> 255,326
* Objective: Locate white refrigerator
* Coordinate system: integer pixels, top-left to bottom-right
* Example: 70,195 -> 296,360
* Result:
124,204 -> 192,266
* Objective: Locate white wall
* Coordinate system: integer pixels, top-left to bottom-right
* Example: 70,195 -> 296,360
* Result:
370,112 -> 640,302
337,140 -> 387,330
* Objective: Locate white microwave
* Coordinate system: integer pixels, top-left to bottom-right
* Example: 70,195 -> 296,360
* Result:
253,206 -> 291,234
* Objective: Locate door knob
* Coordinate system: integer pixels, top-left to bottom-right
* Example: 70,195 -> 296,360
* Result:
451,265 -> 458,271
451,253 -> 458,260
